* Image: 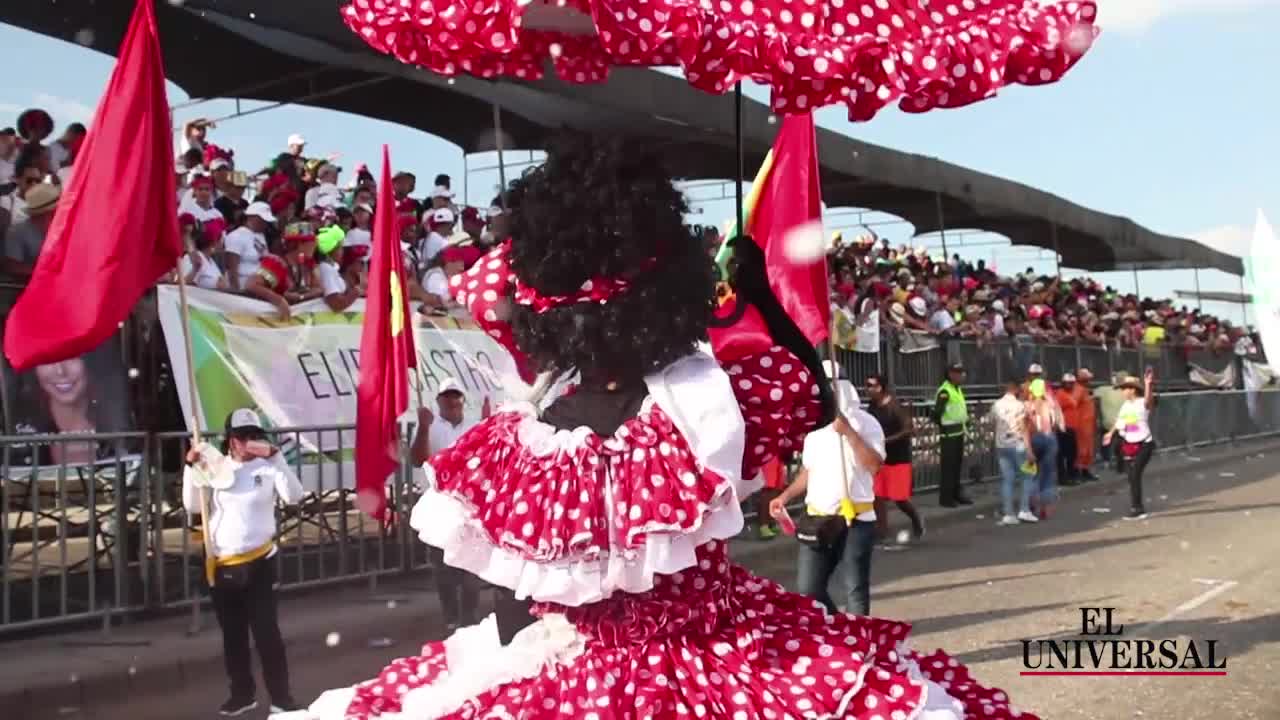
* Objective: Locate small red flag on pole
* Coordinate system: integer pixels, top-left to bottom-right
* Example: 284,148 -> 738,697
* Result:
746,113 -> 831,347
3,0 -> 181,370
354,146 -> 417,519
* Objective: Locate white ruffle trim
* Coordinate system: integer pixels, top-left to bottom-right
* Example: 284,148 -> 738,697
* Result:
293,614 -> 584,720
410,483 -> 747,606
396,613 -> 584,719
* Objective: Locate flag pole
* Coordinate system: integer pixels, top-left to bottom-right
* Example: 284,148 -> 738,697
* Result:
175,267 -> 218,590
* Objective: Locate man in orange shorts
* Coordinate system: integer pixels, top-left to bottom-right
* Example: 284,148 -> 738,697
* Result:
865,374 -> 925,541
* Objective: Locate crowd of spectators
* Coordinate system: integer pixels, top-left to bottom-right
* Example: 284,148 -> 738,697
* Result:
0,112 -> 509,324
0,106 -> 1263,362
826,234 -> 1262,358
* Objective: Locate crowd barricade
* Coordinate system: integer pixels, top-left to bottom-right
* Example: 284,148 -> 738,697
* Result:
834,336 -> 1235,400
2,391 -> 1278,636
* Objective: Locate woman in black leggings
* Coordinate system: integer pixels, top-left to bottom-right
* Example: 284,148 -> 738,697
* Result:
1104,369 -> 1157,520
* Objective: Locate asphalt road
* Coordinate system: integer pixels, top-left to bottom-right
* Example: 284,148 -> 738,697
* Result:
42,442 -> 1280,720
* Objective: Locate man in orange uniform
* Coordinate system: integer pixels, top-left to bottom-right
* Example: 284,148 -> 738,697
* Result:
1072,368 -> 1099,481
1053,375 -> 1080,486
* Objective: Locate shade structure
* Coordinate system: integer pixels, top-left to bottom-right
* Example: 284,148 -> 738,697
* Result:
0,1 -> 1241,275
343,0 -> 1098,121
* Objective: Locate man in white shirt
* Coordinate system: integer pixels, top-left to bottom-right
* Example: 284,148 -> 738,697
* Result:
303,163 -> 343,209
224,202 -> 275,291
410,378 -> 486,630
771,372 -> 885,615
416,208 -> 453,274
0,128 -> 17,186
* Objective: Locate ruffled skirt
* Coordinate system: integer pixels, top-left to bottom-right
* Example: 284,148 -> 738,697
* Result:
296,563 -> 1034,720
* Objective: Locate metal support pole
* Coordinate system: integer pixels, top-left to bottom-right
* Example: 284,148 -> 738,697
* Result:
1193,268 -> 1203,312
734,83 -> 744,236
1132,268 -> 1141,299
1240,274 -> 1249,325
492,104 -> 508,209
934,192 -> 949,260
463,153 -> 469,208
1050,222 -> 1062,277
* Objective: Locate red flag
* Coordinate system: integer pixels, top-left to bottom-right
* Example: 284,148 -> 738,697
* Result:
3,0 -> 181,370
747,113 -> 830,346
355,146 -> 417,518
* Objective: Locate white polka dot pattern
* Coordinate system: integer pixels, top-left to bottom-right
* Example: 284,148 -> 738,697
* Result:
341,0 -> 1098,121
344,541 -> 1037,719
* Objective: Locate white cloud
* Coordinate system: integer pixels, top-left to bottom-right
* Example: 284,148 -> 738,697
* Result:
1040,0 -> 1276,33
1190,224 -> 1252,256
0,93 -> 95,128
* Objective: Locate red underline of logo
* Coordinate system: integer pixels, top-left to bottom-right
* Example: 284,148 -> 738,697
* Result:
1018,666 -> 1228,671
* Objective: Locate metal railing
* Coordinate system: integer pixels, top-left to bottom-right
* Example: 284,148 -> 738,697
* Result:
3,391 -> 1279,636
834,336 -> 1246,400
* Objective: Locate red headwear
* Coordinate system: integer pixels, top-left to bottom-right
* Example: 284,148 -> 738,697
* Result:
261,172 -> 291,196
509,245 -> 658,314
269,189 -> 299,214
189,174 -> 214,189
256,255 -> 292,294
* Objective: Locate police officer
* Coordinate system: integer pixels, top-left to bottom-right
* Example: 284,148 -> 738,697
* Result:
933,363 -> 974,507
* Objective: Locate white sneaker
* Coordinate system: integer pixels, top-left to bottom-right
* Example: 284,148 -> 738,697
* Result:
997,515 -> 1020,526
1017,511 -> 1040,523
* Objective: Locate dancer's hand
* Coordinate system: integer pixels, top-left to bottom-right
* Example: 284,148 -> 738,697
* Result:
768,496 -> 786,518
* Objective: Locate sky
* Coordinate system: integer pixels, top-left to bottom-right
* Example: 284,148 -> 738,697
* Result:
2,0 -> 1278,325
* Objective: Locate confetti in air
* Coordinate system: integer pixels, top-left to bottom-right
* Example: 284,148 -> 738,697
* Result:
326,632 -> 341,647
128,367 -> 140,379
895,530 -> 910,545
386,600 -> 398,610
781,220 -> 826,265
74,28 -> 94,46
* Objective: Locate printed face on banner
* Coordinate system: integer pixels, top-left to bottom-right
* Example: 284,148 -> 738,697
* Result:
1,335 -> 132,467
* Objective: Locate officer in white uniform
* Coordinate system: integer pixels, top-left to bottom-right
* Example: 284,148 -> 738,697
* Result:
184,409 -> 305,717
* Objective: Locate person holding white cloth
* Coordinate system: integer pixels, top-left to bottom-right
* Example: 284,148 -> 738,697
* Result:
771,361 -> 885,616
183,409 -> 304,717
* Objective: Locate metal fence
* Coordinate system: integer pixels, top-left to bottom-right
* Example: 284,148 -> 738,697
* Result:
835,336 -> 1244,400
2,390 -> 1278,637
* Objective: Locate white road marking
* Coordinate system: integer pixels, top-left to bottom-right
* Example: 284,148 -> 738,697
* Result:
1136,580 -> 1239,635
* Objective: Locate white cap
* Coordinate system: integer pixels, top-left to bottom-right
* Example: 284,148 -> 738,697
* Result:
1062,372 -> 1077,383
908,296 -> 927,316
1028,363 -> 1044,375
822,359 -> 840,380
991,299 -> 1006,314
245,201 -> 276,222
486,206 -> 504,219
430,207 -> 455,226
229,408 -> 263,431
209,158 -> 232,171
287,133 -> 306,147
429,185 -> 454,199
436,378 -> 466,397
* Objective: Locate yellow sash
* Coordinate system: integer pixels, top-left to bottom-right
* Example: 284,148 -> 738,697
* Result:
807,500 -> 876,524
204,540 -> 275,586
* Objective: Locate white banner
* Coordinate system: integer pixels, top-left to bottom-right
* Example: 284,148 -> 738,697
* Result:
155,285 -> 522,452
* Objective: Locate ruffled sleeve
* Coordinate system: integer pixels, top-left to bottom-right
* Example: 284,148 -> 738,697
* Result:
710,299 -> 824,479
447,242 -> 536,383
723,346 -> 823,482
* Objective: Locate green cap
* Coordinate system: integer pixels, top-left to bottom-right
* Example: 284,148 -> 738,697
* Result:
317,225 -> 345,256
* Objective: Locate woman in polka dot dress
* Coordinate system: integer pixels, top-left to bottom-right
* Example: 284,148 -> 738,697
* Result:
296,135 -> 1036,720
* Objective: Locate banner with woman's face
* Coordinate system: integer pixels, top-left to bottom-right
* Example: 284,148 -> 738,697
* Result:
3,334 -> 131,466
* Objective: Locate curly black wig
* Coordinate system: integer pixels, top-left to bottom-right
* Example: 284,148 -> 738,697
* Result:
504,133 -> 717,383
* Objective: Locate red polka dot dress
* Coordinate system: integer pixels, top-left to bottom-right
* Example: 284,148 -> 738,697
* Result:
298,246 -> 1037,720
341,0 -> 1098,122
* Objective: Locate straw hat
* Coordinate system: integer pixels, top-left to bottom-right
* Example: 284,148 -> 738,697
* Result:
24,183 -> 61,216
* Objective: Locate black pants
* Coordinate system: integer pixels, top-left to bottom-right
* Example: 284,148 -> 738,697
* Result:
795,520 -> 876,616
210,556 -> 292,705
427,545 -> 480,627
938,433 -> 966,505
1057,429 -> 1077,479
1125,441 -> 1155,513
493,586 -> 535,645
